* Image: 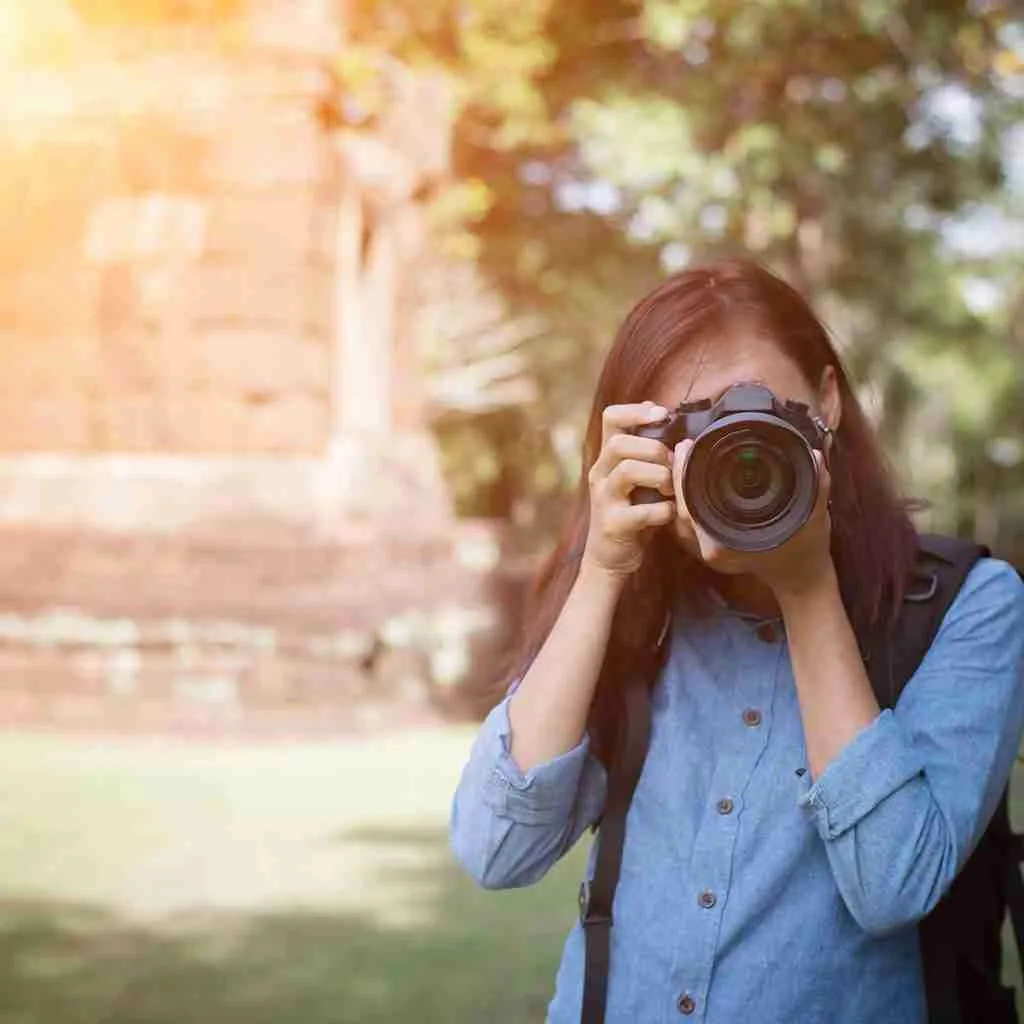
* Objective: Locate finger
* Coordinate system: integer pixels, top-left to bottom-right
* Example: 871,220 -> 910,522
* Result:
600,402 -> 669,451
812,450 -> 834,535
813,449 -> 831,512
695,525 -> 728,563
591,433 -> 673,481
607,459 -> 674,500
671,439 -> 730,561
611,500 -> 676,532
671,439 -> 695,515
669,439 -> 703,556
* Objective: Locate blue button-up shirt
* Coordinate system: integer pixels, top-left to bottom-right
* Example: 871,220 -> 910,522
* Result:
449,558 -> 1024,1023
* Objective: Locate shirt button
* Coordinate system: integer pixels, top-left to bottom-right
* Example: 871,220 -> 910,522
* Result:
716,797 -> 734,815
742,707 -> 762,727
698,889 -> 717,909
677,993 -> 696,1015
755,622 -> 777,642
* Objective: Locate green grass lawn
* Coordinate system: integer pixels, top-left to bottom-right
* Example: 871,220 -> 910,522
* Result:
0,727 -> 588,1024
0,727 -> 1018,1024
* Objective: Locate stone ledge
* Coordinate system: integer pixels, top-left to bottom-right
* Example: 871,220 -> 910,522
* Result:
0,436 -> 453,536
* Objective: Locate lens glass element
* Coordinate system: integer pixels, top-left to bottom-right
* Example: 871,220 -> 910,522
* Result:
730,447 -> 771,499
706,433 -> 794,525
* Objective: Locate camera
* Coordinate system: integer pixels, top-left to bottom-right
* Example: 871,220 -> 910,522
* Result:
631,382 -> 830,552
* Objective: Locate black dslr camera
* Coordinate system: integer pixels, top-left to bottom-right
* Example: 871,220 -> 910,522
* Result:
631,382 -> 830,552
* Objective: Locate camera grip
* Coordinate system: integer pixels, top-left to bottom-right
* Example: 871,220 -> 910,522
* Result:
628,419 -> 677,507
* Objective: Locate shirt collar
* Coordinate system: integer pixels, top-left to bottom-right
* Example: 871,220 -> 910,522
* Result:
703,580 -> 783,626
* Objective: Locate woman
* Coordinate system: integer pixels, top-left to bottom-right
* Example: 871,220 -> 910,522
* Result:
448,257 -> 1024,1022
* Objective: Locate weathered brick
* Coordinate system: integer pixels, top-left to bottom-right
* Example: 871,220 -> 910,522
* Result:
196,329 -> 328,392
244,392 -> 329,453
90,395 -> 167,452
204,194 -> 324,262
0,392 -> 92,451
204,119 -> 329,189
183,262 -> 333,333
0,267 -> 101,335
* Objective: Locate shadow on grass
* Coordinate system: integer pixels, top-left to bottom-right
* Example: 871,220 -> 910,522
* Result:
5,821 -> 1019,1023
0,824 -> 587,1024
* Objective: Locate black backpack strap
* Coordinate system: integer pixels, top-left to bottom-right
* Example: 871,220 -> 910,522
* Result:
579,680 -> 652,1024
866,535 -> 1024,1024
579,611 -> 669,1024
999,795 -> 1024,970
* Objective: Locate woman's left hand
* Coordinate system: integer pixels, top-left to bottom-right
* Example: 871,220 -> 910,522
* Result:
671,439 -> 835,599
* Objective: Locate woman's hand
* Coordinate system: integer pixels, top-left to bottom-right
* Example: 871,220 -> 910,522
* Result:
581,402 -> 677,582
671,437 -> 834,599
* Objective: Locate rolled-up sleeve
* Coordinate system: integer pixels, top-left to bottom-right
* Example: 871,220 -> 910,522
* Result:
799,709 -> 925,840
796,558 -> 1024,936
449,686 -> 607,890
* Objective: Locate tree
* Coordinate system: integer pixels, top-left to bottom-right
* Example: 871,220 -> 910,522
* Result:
329,2 -> 1024,556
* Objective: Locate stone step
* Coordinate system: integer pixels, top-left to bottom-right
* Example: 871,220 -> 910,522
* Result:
0,524 -> 516,631
0,521 -> 535,732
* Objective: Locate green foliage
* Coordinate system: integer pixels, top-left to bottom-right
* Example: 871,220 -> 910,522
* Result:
348,0 -> 559,149
355,0 -> 1023,555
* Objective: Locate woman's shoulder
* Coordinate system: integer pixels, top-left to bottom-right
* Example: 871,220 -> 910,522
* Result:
957,555 -> 1023,603
938,554 -> 1024,643
901,556 -> 1024,715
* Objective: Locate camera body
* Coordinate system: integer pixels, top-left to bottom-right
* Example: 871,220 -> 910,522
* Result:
632,382 -> 830,552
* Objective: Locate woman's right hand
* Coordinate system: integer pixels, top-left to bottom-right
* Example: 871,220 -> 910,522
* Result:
581,401 -> 676,582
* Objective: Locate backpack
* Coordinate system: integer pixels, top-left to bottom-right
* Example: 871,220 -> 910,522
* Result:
578,534 -> 1024,1024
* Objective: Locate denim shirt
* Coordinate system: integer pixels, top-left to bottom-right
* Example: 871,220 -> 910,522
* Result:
449,558 -> 1024,1024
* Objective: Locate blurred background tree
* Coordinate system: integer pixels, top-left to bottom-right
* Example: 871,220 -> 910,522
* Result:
63,0 -> 1023,559
348,0 -> 1023,562
69,0 -> 243,21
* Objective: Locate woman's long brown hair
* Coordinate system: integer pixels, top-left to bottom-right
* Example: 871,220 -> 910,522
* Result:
501,257 -> 919,768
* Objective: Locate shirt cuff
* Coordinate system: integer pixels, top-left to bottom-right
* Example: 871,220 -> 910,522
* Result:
797,709 -> 925,840
479,693 -> 593,826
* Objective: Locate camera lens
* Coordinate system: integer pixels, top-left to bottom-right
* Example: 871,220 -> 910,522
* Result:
683,413 -> 821,552
707,436 -> 792,525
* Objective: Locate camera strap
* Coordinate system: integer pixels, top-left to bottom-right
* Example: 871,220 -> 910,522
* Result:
579,679 -> 651,1024
579,612 -> 668,1024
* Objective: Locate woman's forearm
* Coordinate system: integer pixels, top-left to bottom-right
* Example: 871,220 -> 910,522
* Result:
777,563 -> 881,781
507,563 -> 624,773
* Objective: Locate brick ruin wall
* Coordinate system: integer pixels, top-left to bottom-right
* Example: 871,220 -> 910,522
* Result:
0,13 -> 524,734
3,30 -> 338,452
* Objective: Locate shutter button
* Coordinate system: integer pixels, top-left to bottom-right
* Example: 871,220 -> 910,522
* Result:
742,707 -> 762,727
677,993 -> 696,1015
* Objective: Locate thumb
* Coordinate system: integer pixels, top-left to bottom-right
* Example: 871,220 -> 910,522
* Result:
672,439 -> 694,506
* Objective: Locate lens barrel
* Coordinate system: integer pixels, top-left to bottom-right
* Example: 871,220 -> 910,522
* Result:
683,414 -> 818,551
